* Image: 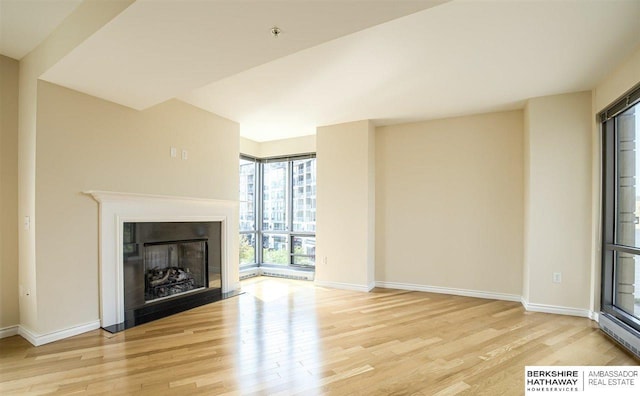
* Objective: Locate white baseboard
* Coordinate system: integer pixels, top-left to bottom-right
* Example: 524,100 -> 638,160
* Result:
18,320 -> 101,347
520,297 -> 592,318
0,325 -> 19,339
315,280 -> 373,292
375,281 -> 521,302
376,282 -> 598,319
17,326 -> 39,346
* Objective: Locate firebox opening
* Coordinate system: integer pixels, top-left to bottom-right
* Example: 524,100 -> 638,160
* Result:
144,239 -> 207,303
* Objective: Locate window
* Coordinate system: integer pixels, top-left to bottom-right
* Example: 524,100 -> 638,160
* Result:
263,161 -> 287,232
292,158 -> 316,233
239,155 -> 316,268
239,156 -> 257,267
601,82 -> 640,335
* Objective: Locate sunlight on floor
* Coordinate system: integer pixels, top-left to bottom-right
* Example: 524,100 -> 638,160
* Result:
241,275 -> 315,303
235,276 -> 322,394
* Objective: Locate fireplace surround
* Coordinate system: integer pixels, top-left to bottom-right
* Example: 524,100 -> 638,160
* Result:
121,221 -> 222,329
86,191 -> 239,330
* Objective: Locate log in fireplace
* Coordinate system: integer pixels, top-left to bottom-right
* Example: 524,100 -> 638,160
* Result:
144,239 -> 207,302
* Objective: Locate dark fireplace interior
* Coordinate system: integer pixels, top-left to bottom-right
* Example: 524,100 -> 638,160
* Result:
144,239 -> 207,302
104,221 -> 224,333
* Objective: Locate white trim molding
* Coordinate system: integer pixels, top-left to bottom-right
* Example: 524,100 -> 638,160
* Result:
18,320 -> 101,346
0,325 -> 19,339
84,190 -> 239,328
315,280 -> 374,292
375,281 -> 521,302
520,297 -> 592,318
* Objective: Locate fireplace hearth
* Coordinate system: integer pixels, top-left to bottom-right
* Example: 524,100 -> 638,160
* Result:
107,221 -> 224,332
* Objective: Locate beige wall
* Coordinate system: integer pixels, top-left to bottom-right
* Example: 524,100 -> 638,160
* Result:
34,81 -> 239,334
366,121 -> 376,287
375,111 -> 524,295
240,135 -> 316,158
0,55 -> 19,329
594,45 -> 640,113
18,0 -> 135,333
522,104 -> 531,302
316,120 -> 375,289
239,137 -> 261,158
524,92 -> 592,310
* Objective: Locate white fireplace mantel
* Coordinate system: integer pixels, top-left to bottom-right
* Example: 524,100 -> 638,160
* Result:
85,190 -> 239,328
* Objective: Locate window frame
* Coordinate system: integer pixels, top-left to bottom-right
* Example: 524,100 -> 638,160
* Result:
239,155 -> 259,267
240,154 -> 316,269
600,81 -> 640,333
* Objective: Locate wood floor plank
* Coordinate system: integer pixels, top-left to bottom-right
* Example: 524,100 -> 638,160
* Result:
0,277 -> 637,395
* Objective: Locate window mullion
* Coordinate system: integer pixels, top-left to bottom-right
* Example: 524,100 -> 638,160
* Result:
257,160 -> 264,266
287,160 -> 294,264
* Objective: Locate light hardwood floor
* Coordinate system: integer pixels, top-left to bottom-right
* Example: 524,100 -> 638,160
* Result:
1,277 -> 638,395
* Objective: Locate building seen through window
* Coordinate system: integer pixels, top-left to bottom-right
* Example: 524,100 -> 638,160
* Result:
239,155 -> 316,269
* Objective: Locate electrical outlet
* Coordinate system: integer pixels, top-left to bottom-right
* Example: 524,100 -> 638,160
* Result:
553,272 -> 562,283
170,147 -> 177,158
323,256 -> 328,265
182,149 -> 188,160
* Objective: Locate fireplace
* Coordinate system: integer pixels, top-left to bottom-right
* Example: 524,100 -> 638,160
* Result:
120,221 -> 223,329
85,191 -> 240,331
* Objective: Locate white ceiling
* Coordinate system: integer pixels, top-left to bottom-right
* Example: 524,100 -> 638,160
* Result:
40,0 -> 445,111
0,0 -> 82,60
181,0 -> 640,140
4,0 -> 640,142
